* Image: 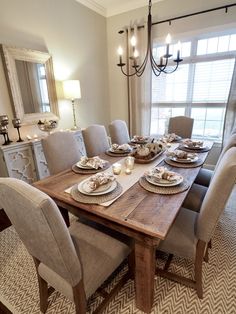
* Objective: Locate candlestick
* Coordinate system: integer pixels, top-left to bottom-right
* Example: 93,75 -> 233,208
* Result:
12,118 -> 24,142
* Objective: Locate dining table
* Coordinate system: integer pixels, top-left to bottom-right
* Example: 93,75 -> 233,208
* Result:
33,141 -> 213,313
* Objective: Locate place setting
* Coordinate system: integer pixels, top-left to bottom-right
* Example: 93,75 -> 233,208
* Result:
160,133 -> 182,143
70,172 -> 122,204
178,139 -> 211,153
164,150 -> 204,168
106,143 -> 132,157
139,166 -> 189,195
72,156 -> 110,174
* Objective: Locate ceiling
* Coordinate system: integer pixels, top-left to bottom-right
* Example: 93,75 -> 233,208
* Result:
76,0 -> 164,17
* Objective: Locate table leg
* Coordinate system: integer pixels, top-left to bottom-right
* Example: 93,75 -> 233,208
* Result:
134,241 -> 155,313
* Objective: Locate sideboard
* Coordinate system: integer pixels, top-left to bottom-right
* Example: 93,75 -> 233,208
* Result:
0,130 -> 86,184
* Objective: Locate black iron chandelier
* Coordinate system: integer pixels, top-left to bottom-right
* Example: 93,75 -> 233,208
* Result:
117,0 -> 183,77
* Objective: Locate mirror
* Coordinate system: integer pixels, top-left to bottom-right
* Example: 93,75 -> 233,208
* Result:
0,45 -> 59,124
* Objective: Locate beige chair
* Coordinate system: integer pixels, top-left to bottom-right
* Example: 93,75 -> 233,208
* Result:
109,120 -> 130,145
0,178 -> 132,314
168,116 -> 194,139
157,147 -> 236,298
194,133 -> 236,187
82,124 -> 110,157
42,131 -> 84,175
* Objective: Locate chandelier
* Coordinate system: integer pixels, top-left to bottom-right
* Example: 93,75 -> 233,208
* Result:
117,0 -> 183,77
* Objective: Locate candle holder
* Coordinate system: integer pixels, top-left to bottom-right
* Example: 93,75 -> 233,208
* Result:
112,163 -> 122,175
0,115 -> 12,144
125,156 -> 135,170
12,118 -> 24,142
0,125 -> 9,145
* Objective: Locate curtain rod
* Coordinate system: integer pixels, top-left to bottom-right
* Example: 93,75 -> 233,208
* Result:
118,2 -> 236,34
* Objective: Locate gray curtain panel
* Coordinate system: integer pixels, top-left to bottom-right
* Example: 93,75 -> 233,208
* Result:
223,59 -> 236,146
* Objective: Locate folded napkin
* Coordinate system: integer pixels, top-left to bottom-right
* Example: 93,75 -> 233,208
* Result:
145,166 -> 181,182
132,135 -> 149,142
183,139 -> 203,147
161,133 -> 179,143
167,150 -> 197,159
111,143 -> 131,151
79,156 -> 107,169
83,173 -> 115,193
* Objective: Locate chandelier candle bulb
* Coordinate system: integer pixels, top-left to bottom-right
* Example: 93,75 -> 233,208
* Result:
177,41 -> 181,60
118,46 -> 123,64
130,36 -> 137,47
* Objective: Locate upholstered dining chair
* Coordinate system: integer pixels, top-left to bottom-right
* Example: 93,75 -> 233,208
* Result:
0,178 -> 132,314
42,131 -> 84,175
156,147 -> 236,298
82,124 -> 110,157
108,120 -> 130,145
168,116 -> 194,139
194,133 -> 236,187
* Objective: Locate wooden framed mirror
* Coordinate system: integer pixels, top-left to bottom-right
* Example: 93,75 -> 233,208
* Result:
0,45 -> 59,125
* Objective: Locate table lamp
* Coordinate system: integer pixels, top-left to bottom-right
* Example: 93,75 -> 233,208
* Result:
63,80 -> 81,130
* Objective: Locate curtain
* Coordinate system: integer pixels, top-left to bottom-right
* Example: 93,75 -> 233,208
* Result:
223,59 -> 236,146
127,24 -> 152,137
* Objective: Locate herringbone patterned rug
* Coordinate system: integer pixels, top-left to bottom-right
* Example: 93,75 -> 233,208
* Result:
1,189 -> 236,314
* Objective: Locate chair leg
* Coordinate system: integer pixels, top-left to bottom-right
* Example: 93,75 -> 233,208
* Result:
195,240 -> 207,299
208,239 -> 212,249
73,280 -> 87,314
33,257 -> 48,313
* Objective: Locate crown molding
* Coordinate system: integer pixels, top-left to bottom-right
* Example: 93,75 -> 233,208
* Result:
75,0 -> 106,17
75,0 -> 164,18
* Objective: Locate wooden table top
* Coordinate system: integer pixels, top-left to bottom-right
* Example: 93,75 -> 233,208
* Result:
34,144 -> 213,241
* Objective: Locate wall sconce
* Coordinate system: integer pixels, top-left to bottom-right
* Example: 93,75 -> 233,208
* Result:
63,80 -> 81,130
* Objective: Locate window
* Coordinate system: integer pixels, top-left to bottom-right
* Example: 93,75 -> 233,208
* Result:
151,32 -> 236,141
37,64 -> 50,113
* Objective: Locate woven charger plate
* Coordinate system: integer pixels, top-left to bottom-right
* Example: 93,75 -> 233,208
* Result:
178,145 -> 210,153
164,157 -> 204,168
105,150 -> 130,157
72,162 -> 110,174
139,176 -> 189,195
70,182 -> 123,204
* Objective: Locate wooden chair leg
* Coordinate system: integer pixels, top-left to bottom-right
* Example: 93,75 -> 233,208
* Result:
208,239 -> 212,249
33,257 -> 48,313
73,280 -> 87,314
164,254 -> 173,271
128,251 -> 135,279
195,240 -> 206,299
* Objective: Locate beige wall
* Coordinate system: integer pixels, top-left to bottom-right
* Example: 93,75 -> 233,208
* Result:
107,0 -> 236,123
0,0 -> 109,142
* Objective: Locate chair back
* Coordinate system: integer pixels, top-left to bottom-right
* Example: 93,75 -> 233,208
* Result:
108,120 -> 130,145
82,124 -> 109,157
42,131 -> 83,175
168,116 -> 194,138
215,133 -> 236,171
196,147 -> 236,243
0,178 -> 82,286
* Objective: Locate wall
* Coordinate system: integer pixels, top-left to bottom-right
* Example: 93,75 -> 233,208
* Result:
0,0 -> 109,143
107,0 -> 236,165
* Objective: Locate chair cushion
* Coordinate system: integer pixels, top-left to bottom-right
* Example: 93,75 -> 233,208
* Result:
38,221 -> 131,301
158,207 -> 198,260
194,168 -> 213,187
183,183 -> 208,212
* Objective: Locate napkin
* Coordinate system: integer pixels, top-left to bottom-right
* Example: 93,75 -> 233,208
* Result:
111,143 -> 131,151
183,139 -> 203,147
162,133 -> 180,143
83,173 -> 115,193
167,150 -> 197,159
79,156 -> 107,169
146,166 -> 181,182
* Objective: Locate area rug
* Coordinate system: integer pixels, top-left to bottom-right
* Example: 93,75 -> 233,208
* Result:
1,189 -> 236,314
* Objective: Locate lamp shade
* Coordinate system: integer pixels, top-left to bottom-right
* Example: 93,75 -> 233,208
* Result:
63,80 -> 81,99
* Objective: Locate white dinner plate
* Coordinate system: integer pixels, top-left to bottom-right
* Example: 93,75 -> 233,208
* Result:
184,144 -> 206,150
145,175 -> 183,187
170,156 -> 198,163
76,161 -> 94,169
78,179 -> 117,196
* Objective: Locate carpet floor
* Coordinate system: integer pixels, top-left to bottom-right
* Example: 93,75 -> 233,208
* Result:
1,189 -> 236,314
